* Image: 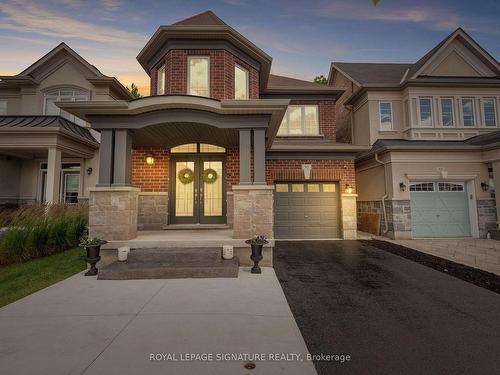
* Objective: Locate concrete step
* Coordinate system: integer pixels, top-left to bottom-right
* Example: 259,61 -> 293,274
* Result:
97,248 -> 239,280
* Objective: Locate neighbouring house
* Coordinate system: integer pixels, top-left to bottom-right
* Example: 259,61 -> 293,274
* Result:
59,10 -> 364,244
330,28 -> 500,239
0,43 -> 132,205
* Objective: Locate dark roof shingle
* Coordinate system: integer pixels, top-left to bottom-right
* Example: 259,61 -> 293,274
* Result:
173,10 -> 227,26
267,74 -> 327,89
333,63 -> 411,85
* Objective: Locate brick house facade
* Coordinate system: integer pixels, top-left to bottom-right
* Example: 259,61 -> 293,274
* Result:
62,10 -> 362,243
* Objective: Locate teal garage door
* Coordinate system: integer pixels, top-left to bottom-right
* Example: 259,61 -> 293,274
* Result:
410,182 -> 471,238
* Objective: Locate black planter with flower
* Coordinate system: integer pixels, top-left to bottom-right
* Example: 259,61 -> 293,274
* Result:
79,237 -> 107,276
245,235 -> 268,274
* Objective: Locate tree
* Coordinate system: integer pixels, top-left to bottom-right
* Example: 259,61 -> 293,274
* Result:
126,83 -> 142,98
313,75 -> 328,85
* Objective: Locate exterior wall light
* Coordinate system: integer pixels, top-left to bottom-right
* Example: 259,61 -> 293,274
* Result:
481,182 -> 489,192
86,167 -> 93,176
145,154 -> 155,165
399,182 -> 406,191
345,184 -> 353,194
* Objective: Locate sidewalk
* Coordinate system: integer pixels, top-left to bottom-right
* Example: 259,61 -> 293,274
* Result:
0,268 -> 317,375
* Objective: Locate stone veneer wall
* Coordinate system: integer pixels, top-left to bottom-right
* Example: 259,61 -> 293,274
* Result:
232,185 -> 274,239
385,200 -> 412,239
477,199 -> 497,238
88,187 -> 139,241
357,200 -> 385,235
137,193 -> 168,230
341,194 -> 357,239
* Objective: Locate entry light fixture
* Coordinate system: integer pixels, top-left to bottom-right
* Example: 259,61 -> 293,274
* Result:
481,182 -> 489,192
399,182 -> 406,191
345,184 -> 353,194
86,167 -> 93,176
145,153 -> 155,165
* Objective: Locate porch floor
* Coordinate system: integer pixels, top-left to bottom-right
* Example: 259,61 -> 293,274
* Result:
103,229 -> 275,250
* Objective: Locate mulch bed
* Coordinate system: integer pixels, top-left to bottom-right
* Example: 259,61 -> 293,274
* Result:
363,239 -> 500,295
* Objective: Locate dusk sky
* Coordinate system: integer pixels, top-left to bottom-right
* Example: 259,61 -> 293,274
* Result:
1,0 -> 499,95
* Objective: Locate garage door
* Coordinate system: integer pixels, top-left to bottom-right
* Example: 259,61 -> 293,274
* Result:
410,182 -> 471,238
274,182 -> 340,239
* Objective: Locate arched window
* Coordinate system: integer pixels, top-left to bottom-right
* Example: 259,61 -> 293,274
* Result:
170,143 -> 225,153
44,87 -> 88,126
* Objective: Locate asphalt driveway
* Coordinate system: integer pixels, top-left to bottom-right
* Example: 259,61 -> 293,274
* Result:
274,240 -> 500,375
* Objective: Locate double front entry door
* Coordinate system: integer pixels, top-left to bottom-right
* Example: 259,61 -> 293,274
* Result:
169,155 -> 226,224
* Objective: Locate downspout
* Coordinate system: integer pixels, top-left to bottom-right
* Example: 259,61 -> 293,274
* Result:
346,104 -> 355,143
375,153 -> 389,234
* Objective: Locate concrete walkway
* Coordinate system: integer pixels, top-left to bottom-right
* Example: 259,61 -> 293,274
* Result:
386,238 -> 500,275
0,268 -> 316,375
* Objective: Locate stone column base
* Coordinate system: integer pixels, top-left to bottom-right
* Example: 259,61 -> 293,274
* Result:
88,186 -> 140,241
341,193 -> 358,240
232,185 -> 274,239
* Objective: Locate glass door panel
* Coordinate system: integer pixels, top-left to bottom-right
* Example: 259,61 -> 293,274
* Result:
175,161 -> 195,218
203,161 -> 223,217
63,173 -> 80,203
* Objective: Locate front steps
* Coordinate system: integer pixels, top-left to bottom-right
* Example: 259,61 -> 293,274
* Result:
98,248 -> 239,280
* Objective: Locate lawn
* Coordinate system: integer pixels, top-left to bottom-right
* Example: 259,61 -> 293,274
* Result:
0,247 -> 86,308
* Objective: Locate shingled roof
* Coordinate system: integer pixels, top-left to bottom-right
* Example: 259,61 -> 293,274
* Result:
332,63 -> 412,86
0,116 -> 98,144
173,10 -> 227,26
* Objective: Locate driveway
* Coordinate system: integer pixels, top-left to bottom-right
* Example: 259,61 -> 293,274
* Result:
0,268 -> 316,375
274,240 -> 500,375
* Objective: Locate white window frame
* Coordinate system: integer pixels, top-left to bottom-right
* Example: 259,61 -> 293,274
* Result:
43,87 -> 88,126
437,182 -> 465,192
461,97 -> 476,127
409,182 -> 435,192
0,99 -> 7,115
187,56 -> 210,97
418,97 -> 433,127
278,105 -> 319,136
234,64 -> 249,100
439,97 -> 455,128
378,101 -> 393,130
482,98 -> 497,128
156,64 -> 165,95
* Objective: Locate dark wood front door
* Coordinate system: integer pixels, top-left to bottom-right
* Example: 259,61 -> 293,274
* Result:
169,155 -> 226,224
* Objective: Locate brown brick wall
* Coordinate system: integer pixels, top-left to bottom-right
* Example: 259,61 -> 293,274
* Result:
149,49 -> 259,99
132,148 -> 169,192
265,159 -> 356,192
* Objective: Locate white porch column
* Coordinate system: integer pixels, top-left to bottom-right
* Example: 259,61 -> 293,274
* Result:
45,148 -> 61,203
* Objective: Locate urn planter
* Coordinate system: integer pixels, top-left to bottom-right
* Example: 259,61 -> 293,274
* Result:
80,237 -> 107,276
245,235 -> 268,274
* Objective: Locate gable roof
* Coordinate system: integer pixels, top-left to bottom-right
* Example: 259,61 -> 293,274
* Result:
267,74 -> 327,89
264,74 -> 344,97
137,10 -> 273,90
331,28 -> 499,88
173,10 -> 227,26
331,63 -> 412,86
0,43 -> 132,99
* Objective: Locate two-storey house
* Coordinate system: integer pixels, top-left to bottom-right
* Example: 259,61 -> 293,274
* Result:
0,43 -> 131,205
330,28 -> 500,239
60,11 -> 364,248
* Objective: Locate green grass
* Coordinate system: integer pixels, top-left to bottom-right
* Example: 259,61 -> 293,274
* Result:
0,247 -> 87,308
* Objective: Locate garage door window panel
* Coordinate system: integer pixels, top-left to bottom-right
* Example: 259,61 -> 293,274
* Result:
410,182 -> 435,192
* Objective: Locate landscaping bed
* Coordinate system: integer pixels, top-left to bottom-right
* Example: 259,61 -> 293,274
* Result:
364,239 -> 500,294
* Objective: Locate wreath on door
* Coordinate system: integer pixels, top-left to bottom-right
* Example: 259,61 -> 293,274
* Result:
178,168 -> 194,184
203,168 -> 218,184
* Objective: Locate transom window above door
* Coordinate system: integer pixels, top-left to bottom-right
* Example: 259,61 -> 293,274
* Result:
44,87 -> 88,126
170,143 -> 225,153
277,105 -> 319,136
188,57 -> 209,97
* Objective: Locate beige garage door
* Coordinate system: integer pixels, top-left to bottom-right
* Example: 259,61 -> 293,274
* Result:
274,182 -> 340,239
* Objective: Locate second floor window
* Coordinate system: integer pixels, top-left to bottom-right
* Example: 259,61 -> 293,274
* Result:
483,98 -> 497,127
419,97 -> 433,127
278,105 -> 319,136
188,57 -> 209,97
44,88 -> 87,126
157,64 -> 165,95
379,102 -> 393,130
234,64 -> 249,100
462,98 -> 475,127
440,98 -> 454,127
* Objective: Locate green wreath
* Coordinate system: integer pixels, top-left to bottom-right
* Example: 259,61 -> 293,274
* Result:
203,168 -> 218,184
178,168 -> 194,184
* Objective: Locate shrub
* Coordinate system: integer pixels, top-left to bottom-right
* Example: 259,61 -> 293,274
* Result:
0,203 -> 88,265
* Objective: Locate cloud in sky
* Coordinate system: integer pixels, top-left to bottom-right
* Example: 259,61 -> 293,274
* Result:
0,0 -> 145,48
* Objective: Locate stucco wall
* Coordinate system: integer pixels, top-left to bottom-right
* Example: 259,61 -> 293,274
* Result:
0,156 -> 21,202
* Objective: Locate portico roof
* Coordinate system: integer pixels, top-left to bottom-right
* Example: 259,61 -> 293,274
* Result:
58,95 -> 290,149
